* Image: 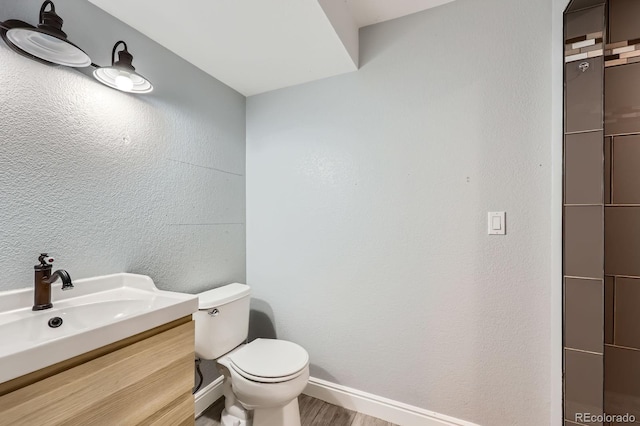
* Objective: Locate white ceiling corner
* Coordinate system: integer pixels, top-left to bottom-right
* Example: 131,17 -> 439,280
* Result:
87,0 -> 455,96
345,0 -> 456,28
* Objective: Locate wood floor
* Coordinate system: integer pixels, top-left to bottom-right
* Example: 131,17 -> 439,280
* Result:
196,394 -> 398,426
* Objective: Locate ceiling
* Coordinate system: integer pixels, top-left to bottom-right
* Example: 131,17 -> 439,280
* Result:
87,0 -> 455,96
345,0 -> 455,27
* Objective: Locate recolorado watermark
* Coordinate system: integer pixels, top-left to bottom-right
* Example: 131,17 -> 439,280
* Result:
575,413 -> 636,423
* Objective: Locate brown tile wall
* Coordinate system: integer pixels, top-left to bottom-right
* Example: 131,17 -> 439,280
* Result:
565,132 -> 604,204
602,2 -> 640,424
565,206 -> 604,278
566,57 -> 604,133
567,1 -> 605,15
604,346 -> 640,421
609,0 -> 640,43
564,5 -> 605,425
605,207 -> 640,276
565,278 -> 603,353
565,349 -> 604,425
605,64 -> 640,135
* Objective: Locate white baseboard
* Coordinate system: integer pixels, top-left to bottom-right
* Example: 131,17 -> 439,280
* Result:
304,377 -> 480,426
194,376 -> 224,418
193,375 -> 480,426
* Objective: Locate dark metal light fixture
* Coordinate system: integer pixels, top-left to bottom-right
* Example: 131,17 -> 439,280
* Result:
0,1 -> 91,67
93,41 -> 153,94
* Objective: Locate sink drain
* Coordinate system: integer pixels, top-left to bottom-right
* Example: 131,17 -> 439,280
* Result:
48,317 -> 63,328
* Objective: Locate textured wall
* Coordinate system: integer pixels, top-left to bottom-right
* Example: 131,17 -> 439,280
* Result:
246,0 -> 552,425
0,0 -> 246,295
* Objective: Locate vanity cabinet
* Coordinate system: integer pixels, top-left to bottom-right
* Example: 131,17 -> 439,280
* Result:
0,316 -> 195,426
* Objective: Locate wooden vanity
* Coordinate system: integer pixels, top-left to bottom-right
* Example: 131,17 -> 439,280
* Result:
0,316 -> 195,426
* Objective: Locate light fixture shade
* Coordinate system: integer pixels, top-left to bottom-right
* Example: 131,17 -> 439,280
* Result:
6,28 -> 90,67
93,67 -> 153,94
93,41 -> 153,94
3,1 -> 90,67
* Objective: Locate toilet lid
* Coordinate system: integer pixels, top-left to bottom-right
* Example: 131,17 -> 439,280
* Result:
228,339 -> 309,379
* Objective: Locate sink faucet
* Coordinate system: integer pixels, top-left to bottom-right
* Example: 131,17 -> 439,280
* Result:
33,253 -> 73,311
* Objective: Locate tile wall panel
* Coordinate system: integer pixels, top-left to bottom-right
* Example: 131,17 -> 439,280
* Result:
605,63 -> 640,136
565,7 -> 606,426
613,277 -> 640,349
605,137 -> 611,204
612,135 -> 640,203
565,349 -> 604,425
565,278 -> 604,352
605,207 -> 640,276
604,346 -> 640,421
605,276 -> 614,345
567,57 -> 604,133
565,132 -> 604,204
609,0 -> 640,43
566,4 -> 605,27
565,206 -> 604,278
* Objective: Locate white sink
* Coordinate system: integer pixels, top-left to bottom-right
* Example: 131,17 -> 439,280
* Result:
0,273 -> 198,384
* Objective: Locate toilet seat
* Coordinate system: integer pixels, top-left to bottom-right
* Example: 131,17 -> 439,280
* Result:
227,338 -> 309,383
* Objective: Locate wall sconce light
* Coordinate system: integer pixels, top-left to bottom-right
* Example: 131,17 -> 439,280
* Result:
1,2 -> 153,94
0,1 -> 91,67
93,41 -> 153,94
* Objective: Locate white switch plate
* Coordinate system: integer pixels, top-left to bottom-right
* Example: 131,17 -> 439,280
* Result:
488,212 -> 506,235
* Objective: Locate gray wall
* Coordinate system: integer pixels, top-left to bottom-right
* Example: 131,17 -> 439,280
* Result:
0,0 -> 246,294
246,0 -> 552,425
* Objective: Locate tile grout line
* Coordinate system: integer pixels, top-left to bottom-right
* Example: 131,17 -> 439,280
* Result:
605,343 -> 640,353
564,275 -> 603,281
564,347 -> 603,356
566,128 -> 604,135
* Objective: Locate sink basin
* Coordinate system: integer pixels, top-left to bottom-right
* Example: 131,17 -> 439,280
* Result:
0,273 -> 198,384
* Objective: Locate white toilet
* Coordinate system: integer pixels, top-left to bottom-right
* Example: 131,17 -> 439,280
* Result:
194,283 -> 310,426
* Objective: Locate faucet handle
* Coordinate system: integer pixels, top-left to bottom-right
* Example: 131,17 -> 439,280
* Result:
38,253 -> 54,265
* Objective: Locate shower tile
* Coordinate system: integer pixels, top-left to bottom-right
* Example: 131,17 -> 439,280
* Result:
584,42 -> 604,52
565,206 -> 604,278
605,58 -> 627,67
605,276 -> 614,345
609,0 -> 640,43
613,277 -> 640,349
605,62 -> 640,135
604,346 -> 640,421
567,57 -> 604,133
567,52 -> 589,62
565,349 -> 603,425
565,131 -> 603,205
612,135 -> 640,203
565,278 -> 603,353
605,207 -> 640,276
605,137 -> 611,204
574,39 -> 597,50
620,50 -> 640,60
566,5 -> 605,40
587,49 -> 604,59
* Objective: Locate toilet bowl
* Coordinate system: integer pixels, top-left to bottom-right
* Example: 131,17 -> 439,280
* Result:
193,284 -> 309,426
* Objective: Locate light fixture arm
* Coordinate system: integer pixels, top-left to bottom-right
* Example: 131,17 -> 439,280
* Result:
39,1 -> 55,23
110,40 -> 135,71
112,40 -> 127,66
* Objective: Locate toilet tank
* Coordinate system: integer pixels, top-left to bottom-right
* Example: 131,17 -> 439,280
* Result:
194,283 -> 251,360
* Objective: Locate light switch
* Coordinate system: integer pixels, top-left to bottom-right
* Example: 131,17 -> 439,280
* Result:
488,212 -> 506,235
